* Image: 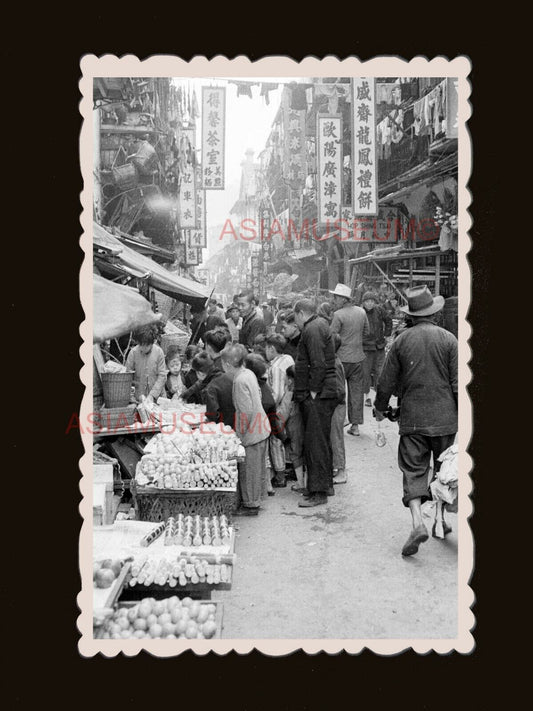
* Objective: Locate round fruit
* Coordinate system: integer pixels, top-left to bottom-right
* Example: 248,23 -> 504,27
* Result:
185,621 -> 198,639
170,608 -> 182,625
153,601 -> 166,616
93,562 -> 101,579
175,619 -> 187,635
120,630 -> 132,638
197,607 -> 209,625
181,597 -> 193,608
161,622 -> 176,637
108,623 -> 122,635
146,614 -> 157,628
95,569 -> 115,589
206,604 -> 216,616
133,630 -> 146,638
202,621 -> 217,639
189,602 -> 201,620
100,559 -> 113,569
149,624 -> 163,638
138,604 -> 151,619
111,633 -> 122,639
133,618 -> 147,631
167,596 -> 180,609
127,607 -> 139,623
166,634 -> 177,639
117,617 -> 130,631
110,560 -> 122,577
158,613 -> 171,626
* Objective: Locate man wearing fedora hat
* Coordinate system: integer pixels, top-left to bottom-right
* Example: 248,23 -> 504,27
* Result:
330,283 -> 370,436
374,285 -> 458,557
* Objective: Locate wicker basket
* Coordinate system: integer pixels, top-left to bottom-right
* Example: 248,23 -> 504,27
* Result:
96,404 -> 137,431
161,332 -> 190,355
131,483 -> 238,523
131,140 -> 157,175
101,371 -> 134,408
112,163 -> 138,191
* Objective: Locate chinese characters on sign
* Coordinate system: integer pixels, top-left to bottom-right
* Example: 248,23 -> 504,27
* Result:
317,114 -> 343,226
195,166 -> 206,238
250,252 -> 261,294
289,189 -> 303,243
283,91 -> 307,188
352,78 -> 378,216
187,229 -> 206,250
201,86 -> 225,189
178,126 -> 197,228
185,245 -> 200,266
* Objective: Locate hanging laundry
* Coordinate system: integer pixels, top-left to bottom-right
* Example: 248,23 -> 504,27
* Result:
236,82 -> 253,98
260,82 -> 278,105
289,83 -> 307,110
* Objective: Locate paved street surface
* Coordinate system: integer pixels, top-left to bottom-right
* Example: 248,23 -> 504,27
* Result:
214,405 -> 458,639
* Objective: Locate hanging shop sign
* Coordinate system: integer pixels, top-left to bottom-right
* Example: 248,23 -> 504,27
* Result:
317,114 -> 343,226
351,78 -> 378,217
201,86 -> 226,189
195,166 -> 206,237
178,126 -> 197,228
185,245 -> 200,266
176,243 -> 186,264
282,91 -> 307,188
289,188 -> 304,244
187,229 -> 207,250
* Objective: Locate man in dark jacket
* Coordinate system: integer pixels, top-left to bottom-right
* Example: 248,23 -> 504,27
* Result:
238,292 -> 267,350
204,329 -> 229,376
294,299 -> 338,508
374,285 -> 458,558
204,369 -> 236,428
362,291 -> 393,408
280,311 -> 301,359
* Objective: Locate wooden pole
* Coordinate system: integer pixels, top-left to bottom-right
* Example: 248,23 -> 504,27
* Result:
371,260 -> 407,304
435,253 -> 441,296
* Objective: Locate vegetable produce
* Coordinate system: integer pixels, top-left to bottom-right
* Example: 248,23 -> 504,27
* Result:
100,598 -> 218,639
93,559 -> 124,588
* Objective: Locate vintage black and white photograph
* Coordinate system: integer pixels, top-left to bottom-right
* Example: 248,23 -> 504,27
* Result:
79,56 -> 472,655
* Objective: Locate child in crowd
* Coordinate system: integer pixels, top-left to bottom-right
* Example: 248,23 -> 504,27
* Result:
182,345 -> 201,389
245,352 -> 286,498
125,326 -> 167,403
164,346 -> 186,400
282,365 -> 306,492
252,333 -> 267,360
265,334 -> 294,488
331,333 -> 347,485
221,344 -> 271,516
183,351 -> 215,404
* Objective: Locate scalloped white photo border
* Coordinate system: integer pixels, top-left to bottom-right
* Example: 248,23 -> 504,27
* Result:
78,54 -> 473,657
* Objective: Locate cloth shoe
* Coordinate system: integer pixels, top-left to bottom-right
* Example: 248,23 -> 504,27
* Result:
327,486 -> 335,496
333,469 -> 347,484
298,493 -> 327,508
365,398 -> 372,407
347,424 -> 360,436
401,523 -> 429,556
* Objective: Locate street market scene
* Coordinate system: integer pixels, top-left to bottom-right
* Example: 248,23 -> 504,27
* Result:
88,70 -> 462,643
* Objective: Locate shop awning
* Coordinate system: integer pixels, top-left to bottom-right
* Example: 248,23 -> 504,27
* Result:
94,222 -> 210,306
93,274 -> 162,343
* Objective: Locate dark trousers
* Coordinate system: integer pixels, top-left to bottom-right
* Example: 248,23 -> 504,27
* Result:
342,361 -> 365,425
398,433 -> 456,507
362,349 -> 385,395
301,397 -> 337,494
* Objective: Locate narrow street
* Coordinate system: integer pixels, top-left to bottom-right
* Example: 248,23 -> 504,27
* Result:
216,409 -> 457,639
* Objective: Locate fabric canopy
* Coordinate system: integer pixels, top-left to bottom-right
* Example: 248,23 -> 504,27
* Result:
93,274 -> 162,343
94,222 -> 210,306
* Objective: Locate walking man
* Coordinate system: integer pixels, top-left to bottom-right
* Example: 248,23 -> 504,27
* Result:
373,285 -> 458,557
294,299 -> 338,508
362,291 -> 392,408
330,283 -> 369,436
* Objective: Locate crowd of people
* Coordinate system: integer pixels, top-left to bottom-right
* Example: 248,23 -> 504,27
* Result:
122,281 -> 458,557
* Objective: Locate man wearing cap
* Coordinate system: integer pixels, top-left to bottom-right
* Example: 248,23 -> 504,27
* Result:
374,285 -> 458,557
362,291 -> 393,408
330,283 -> 370,436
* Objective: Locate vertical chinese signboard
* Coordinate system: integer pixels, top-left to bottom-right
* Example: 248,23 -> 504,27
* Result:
251,252 -> 261,296
185,244 -> 200,266
352,78 -> 378,216
187,229 -> 206,250
201,86 -> 225,189
178,126 -> 197,228
317,114 -> 343,226
195,166 -> 206,237
283,90 -> 307,186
